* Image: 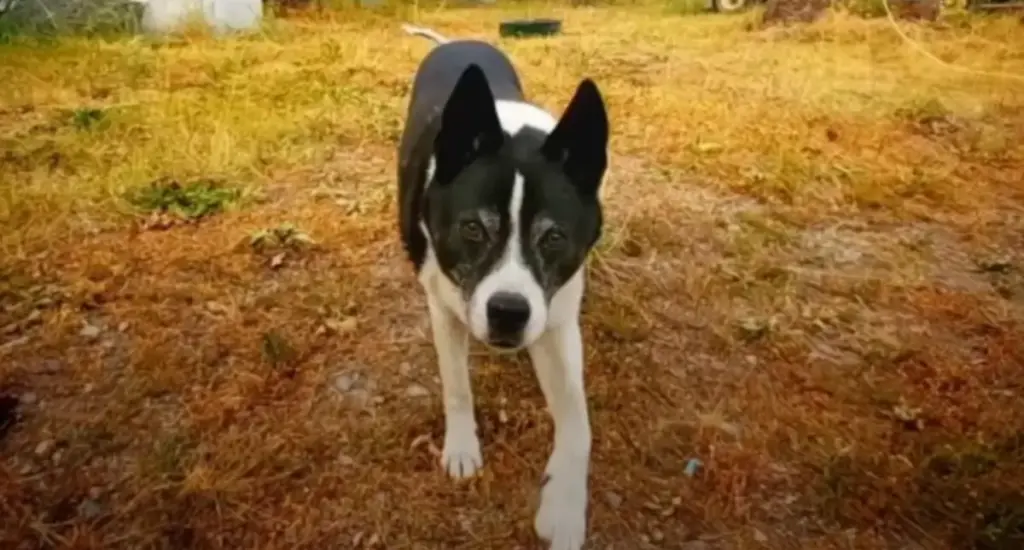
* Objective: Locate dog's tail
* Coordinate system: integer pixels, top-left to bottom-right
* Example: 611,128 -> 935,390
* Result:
400,24 -> 450,45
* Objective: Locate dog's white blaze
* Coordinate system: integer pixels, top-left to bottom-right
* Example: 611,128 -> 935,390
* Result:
495,100 -> 557,135
467,172 -> 547,346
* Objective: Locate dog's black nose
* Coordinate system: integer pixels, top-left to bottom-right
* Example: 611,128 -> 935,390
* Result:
486,292 -> 531,337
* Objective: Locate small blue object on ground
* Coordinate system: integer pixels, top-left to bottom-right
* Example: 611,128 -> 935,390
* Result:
684,458 -> 703,477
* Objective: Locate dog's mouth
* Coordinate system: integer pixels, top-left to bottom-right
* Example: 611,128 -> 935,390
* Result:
485,336 -> 525,353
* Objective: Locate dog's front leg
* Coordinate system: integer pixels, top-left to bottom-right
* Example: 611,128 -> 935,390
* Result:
425,293 -> 482,479
529,321 -> 590,550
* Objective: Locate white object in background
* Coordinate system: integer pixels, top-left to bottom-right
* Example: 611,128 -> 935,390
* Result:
140,0 -> 200,34
140,0 -> 262,35
206,0 -> 262,34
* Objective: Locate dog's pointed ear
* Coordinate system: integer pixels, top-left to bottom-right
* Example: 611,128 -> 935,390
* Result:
541,79 -> 608,196
433,64 -> 504,185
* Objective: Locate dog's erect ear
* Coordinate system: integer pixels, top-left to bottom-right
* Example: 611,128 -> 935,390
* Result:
433,64 -> 504,185
541,79 -> 609,196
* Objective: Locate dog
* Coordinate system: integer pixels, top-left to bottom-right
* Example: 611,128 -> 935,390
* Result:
397,23 -> 609,550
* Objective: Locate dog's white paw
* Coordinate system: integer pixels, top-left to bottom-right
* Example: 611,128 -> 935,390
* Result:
441,426 -> 482,479
535,472 -> 587,550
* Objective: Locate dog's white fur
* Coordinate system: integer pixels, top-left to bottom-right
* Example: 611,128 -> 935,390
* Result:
415,102 -> 591,550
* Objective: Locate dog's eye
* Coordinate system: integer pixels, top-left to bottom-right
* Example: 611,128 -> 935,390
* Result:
540,228 -> 566,251
460,220 -> 486,243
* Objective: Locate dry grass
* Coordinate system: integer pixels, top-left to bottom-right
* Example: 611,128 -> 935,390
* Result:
2,3 -> 1024,549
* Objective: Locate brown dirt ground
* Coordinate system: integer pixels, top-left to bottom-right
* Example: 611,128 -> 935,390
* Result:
2,5 -> 1024,550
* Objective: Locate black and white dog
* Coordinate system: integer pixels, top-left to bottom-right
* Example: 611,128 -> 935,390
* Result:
397,24 -> 609,550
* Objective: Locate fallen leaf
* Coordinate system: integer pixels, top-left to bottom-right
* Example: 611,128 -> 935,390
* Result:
35,439 -> 55,456
736,317 -> 771,342
80,323 -> 102,339
696,141 -> 723,153
205,301 -> 229,314
142,211 -> 176,231
409,433 -> 441,457
325,317 -> 358,334
409,433 -> 432,450
404,384 -> 430,398
24,309 -> 42,325
893,399 -> 925,431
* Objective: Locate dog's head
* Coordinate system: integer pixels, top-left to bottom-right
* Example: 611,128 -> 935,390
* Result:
422,64 -> 608,351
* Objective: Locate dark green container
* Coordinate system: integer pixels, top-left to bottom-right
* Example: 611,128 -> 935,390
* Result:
499,18 -> 562,38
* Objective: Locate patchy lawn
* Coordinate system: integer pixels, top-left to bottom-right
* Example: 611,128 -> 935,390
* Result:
2,5 -> 1024,549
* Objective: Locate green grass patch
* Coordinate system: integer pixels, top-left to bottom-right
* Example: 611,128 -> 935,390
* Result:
127,177 -> 243,221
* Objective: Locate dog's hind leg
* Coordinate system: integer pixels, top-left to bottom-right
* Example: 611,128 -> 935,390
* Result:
425,292 -> 482,479
529,320 -> 590,550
